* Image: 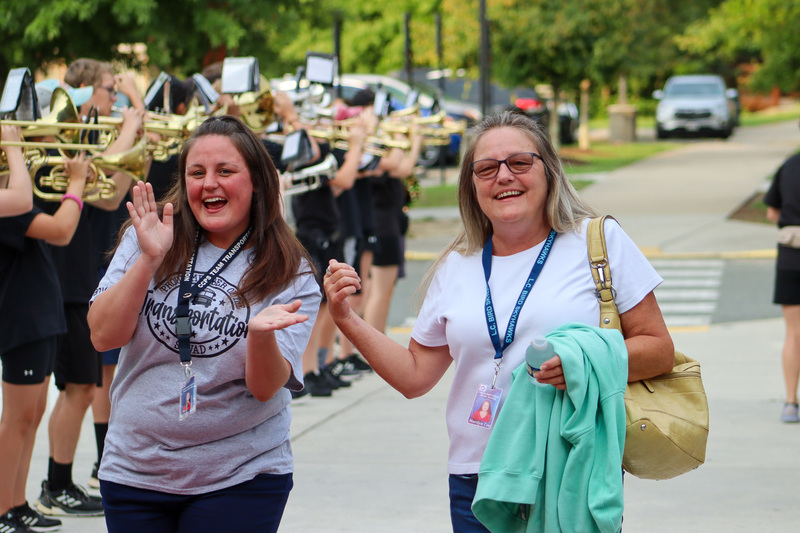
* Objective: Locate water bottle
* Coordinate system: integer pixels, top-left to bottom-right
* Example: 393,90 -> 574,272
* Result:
525,335 -> 554,386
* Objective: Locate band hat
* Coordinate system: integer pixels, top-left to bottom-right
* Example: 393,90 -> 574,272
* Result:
35,79 -> 94,113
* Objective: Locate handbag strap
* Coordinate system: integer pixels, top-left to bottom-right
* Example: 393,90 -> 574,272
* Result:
587,216 -> 622,331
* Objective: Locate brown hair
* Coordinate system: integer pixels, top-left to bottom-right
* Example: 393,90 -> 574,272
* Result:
64,58 -> 112,88
156,115 -> 313,303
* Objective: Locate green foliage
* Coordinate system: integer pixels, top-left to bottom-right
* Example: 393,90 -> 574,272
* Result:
2,0 -> 797,117
678,0 -> 800,92
0,0 -> 301,81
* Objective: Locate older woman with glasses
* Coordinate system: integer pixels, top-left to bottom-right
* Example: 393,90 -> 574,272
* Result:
324,111 -> 673,531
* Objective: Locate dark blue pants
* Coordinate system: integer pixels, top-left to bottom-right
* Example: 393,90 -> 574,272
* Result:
449,474 -> 490,533
100,473 -> 292,533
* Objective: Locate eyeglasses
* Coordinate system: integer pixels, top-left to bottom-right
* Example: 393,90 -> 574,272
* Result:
98,85 -> 117,97
471,152 -> 541,179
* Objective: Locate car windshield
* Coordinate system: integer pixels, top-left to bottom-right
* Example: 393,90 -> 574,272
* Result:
666,82 -> 723,98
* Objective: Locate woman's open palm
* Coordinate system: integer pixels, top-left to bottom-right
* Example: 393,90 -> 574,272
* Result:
127,181 -> 173,263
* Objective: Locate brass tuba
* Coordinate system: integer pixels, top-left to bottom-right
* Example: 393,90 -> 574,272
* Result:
27,136 -> 148,202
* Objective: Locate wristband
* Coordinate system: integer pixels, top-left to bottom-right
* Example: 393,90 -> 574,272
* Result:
61,193 -> 84,211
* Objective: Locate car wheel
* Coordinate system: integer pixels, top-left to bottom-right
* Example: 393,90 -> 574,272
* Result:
417,145 -> 443,167
656,127 -> 668,140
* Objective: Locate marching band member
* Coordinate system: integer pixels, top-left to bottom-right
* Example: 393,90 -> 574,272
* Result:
0,125 -> 88,532
34,58 -> 144,518
290,109 -> 371,397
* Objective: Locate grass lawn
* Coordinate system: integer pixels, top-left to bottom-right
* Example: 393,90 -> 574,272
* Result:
412,141 -> 679,207
560,141 -> 679,175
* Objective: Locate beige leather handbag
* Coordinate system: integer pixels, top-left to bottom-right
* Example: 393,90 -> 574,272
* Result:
587,216 -> 709,480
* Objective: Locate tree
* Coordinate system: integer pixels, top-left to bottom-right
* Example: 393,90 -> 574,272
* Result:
677,0 -> 800,93
0,0 -> 301,81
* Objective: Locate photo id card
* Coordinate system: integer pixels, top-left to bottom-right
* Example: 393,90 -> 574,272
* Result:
468,384 -> 502,429
179,375 -> 197,420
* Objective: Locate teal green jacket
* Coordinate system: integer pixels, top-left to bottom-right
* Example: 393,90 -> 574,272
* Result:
473,323 -> 628,533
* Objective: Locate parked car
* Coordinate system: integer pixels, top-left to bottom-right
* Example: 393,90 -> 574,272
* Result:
653,74 -> 739,139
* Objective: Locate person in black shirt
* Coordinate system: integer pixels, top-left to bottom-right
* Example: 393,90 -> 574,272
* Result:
35,58 -> 145,518
0,125 -> 88,533
765,152 -> 800,423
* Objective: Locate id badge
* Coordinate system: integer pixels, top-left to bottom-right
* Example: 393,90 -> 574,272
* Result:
179,375 -> 197,420
468,384 -> 502,429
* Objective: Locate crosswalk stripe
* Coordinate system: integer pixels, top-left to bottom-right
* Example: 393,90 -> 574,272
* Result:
653,257 -> 725,328
658,302 -> 718,313
656,289 -> 719,301
660,278 -> 721,288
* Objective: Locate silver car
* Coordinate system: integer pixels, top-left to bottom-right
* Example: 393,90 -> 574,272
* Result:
654,75 -> 739,139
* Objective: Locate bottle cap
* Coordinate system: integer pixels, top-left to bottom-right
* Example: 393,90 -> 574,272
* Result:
532,335 -> 547,350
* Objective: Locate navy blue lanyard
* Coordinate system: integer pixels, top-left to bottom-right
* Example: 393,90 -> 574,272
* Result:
175,228 -> 251,364
482,229 -> 557,364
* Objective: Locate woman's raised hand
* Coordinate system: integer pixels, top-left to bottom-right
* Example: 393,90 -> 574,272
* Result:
323,259 -> 361,323
127,181 -> 173,264
248,300 -> 309,334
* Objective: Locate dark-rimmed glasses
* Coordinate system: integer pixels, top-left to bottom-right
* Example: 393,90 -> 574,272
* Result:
471,152 -> 540,179
98,85 -> 117,97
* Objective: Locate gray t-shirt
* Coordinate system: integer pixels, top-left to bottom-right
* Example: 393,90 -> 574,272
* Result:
91,227 -> 320,494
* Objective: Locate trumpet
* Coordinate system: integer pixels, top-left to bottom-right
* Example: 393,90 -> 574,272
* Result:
306,126 -> 410,157
281,153 -> 338,197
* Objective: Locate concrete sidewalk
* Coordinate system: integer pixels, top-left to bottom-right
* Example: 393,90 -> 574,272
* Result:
282,121 -> 800,532
14,119 -> 800,532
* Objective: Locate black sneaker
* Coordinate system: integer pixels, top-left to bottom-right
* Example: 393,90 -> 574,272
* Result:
87,462 -> 99,489
0,511 -> 34,533
346,353 -> 373,372
322,365 -> 351,389
303,371 -> 333,397
12,503 -> 60,532
36,481 -> 104,517
328,359 -> 361,378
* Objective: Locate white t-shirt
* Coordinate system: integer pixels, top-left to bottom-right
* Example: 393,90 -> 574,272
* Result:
411,218 -> 661,474
91,227 -> 321,494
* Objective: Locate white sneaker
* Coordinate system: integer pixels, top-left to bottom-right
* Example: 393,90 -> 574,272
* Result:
781,403 -> 799,423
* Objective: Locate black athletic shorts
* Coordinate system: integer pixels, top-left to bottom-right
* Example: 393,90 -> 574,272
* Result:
1,336 -> 58,385
54,304 -> 102,390
774,268 -> 800,305
372,234 -> 404,267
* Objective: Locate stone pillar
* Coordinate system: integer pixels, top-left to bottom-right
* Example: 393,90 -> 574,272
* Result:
608,104 -> 637,143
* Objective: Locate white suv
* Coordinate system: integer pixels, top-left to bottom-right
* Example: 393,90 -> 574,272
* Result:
654,75 -> 739,139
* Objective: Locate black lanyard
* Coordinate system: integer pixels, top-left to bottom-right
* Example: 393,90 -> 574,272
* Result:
175,228 -> 251,364
482,229 -> 557,378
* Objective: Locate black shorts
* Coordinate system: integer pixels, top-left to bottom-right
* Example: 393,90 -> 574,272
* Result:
372,234 -> 404,267
1,336 -> 58,385
55,304 -> 102,390
774,268 -> 800,305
